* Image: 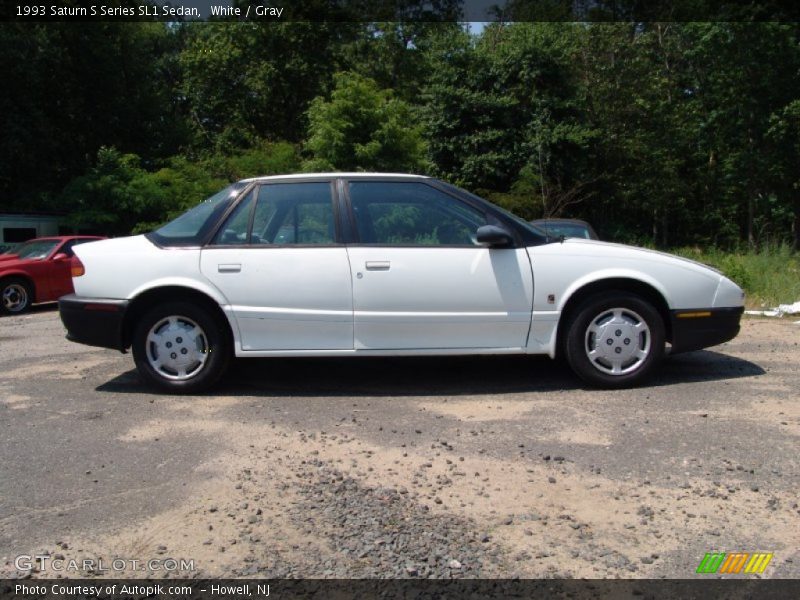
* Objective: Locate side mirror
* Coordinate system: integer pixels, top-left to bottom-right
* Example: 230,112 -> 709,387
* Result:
476,225 -> 514,248
52,253 -> 69,261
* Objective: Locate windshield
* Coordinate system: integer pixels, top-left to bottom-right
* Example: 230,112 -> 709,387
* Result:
149,183 -> 246,247
11,239 -> 59,260
438,182 -> 551,242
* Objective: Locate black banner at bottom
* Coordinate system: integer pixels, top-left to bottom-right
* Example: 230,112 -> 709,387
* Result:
2,579 -> 799,600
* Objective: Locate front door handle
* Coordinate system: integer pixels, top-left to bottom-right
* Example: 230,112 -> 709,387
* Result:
218,264 -> 241,273
365,261 -> 390,271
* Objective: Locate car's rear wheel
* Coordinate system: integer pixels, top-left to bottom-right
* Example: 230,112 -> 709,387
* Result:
1,278 -> 33,314
564,291 -> 665,388
132,301 -> 231,394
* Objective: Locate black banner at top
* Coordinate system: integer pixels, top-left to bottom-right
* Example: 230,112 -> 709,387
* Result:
3,0 -> 800,22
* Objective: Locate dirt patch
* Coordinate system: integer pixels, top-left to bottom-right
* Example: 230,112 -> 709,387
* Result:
1,354 -> 113,380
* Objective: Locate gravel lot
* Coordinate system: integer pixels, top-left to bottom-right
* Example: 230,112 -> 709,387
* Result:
0,307 -> 798,579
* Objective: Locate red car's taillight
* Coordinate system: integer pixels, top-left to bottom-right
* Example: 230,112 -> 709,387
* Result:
71,258 -> 85,277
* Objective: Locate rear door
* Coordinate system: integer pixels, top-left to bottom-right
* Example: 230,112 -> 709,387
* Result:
344,180 -> 534,350
200,181 -> 353,351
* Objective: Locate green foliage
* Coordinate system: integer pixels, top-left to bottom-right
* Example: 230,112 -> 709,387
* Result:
59,143 -> 300,235
304,72 -> 427,172
341,22 -> 461,101
482,166 -> 546,221
421,22 -> 598,216
421,24 -> 518,190
0,22 -> 186,211
673,245 -> 800,307
179,22 -> 356,148
59,148 -> 169,236
4,20 -> 799,251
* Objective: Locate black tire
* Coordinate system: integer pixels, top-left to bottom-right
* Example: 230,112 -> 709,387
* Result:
132,300 -> 231,394
0,277 -> 33,314
564,291 -> 665,388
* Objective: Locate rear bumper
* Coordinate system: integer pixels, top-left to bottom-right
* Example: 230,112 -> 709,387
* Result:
670,306 -> 744,354
58,294 -> 128,351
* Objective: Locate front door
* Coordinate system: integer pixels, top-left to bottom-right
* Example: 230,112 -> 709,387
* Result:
200,182 -> 353,351
344,180 -> 534,350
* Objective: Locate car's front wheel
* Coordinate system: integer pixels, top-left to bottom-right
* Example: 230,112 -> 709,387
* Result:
132,301 -> 231,394
564,291 -> 665,388
0,277 -> 33,314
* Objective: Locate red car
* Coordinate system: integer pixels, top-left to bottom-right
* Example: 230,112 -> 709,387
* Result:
0,236 -> 105,314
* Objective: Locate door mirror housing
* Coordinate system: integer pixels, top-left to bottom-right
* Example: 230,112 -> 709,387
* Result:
52,253 -> 69,261
476,225 -> 514,248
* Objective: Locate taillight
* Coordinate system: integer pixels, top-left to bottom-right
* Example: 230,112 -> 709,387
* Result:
71,258 -> 85,277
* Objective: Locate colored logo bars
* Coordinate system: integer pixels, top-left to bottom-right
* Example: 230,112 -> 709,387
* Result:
696,552 -> 773,574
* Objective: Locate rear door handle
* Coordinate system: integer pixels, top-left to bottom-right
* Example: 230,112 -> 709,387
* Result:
365,261 -> 390,271
218,264 -> 241,273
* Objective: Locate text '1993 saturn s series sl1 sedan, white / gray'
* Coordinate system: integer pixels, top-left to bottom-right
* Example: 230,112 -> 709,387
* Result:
59,173 -> 745,393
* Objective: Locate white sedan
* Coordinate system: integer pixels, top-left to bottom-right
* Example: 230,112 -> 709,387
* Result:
59,173 -> 744,393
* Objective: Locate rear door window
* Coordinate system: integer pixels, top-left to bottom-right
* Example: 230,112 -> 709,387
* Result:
251,183 -> 336,245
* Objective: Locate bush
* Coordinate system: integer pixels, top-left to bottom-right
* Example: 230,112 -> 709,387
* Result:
673,244 -> 800,307
61,142 -> 301,235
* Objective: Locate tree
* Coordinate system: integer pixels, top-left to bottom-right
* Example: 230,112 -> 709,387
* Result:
304,72 -> 426,172
58,142 -> 301,235
0,22 -> 186,210
179,22 -> 357,150
421,23 -> 596,220
420,24 -> 520,191
341,21 -> 461,102
684,23 -> 800,248
58,147 -> 170,236
767,99 -> 800,250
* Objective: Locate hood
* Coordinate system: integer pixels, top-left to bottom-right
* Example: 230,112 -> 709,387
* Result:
556,238 -> 722,278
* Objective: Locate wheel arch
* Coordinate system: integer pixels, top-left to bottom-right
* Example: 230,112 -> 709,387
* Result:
0,272 -> 37,303
122,285 -> 235,350
555,277 -> 673,358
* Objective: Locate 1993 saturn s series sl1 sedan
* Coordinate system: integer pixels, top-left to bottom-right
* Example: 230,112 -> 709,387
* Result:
59,173 -> 745,393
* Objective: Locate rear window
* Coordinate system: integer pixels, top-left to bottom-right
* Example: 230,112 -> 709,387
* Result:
148,184 -> 246,247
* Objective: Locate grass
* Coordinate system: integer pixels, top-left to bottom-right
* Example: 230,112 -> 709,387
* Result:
672,244 -> 800,309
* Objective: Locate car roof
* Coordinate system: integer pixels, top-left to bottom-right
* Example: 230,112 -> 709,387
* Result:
240,172 -> 431,183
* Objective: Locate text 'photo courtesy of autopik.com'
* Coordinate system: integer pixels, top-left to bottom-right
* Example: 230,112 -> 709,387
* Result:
1,1 -> 799,599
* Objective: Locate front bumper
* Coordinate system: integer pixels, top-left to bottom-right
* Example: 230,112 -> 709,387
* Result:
670,306 -> 744,354
59,294 -> 128,351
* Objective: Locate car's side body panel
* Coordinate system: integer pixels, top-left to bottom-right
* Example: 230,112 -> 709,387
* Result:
199,247 -> 354,351
71,235 -> 246,349
528,240 -> 721,312
346,247 -> 534,350
72,235 -> 224,302
523,240 -> 734,356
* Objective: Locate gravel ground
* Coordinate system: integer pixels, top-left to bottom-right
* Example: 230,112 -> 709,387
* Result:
0,307 -> 798,579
